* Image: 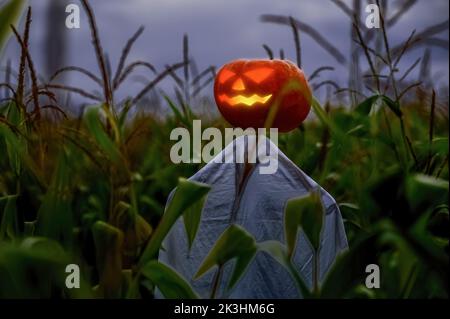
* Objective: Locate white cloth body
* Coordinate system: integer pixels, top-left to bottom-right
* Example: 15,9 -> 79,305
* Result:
158,135 -> 348,298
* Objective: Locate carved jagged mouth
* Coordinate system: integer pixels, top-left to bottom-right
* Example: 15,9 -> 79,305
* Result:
219,94 -> 272,106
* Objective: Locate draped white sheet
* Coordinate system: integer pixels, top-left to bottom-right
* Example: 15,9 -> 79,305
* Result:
158,135 -> 348,298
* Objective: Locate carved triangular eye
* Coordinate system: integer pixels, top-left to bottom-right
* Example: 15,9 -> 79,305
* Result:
218,69 -> 236,84
244,68 -> 274,83
232,78 -> 246,91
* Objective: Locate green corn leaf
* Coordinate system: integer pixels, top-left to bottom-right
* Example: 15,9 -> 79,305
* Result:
141,260 -> 198,299
118,100 -> 133,131
0,104 -> 27,176
110,201 -> 152,265
311,97 -> 347,143
35,150 -> 73,247
320,233 -> 378,298
284,189 -> 324,256
0,128 -> 46,186
405,174 -> 448,211
20,236 -> 66,260
5,102 -> 27,176
0,194 -> 19,240
183,193 -> 207,251
92,220 -> 124,298
164,95 -> 191,128
23,221 -> 36,236
409,209 -> 448,268
194,224 -> 257,291
339,203 -> 364,229
0,242 -> 64,298
354,94 -> 402,118
380,95 -> 403,118
355,95 -> 380,115
0,0 -> 26,54
84,106 -> 122,164
138,178 -> 210,267
0,238 -> 92,298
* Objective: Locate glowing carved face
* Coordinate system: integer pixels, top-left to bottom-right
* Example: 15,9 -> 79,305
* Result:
217,68 -> 274,106
214,59 -> 312,132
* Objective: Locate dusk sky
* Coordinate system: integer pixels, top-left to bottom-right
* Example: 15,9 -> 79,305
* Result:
2,0 -> 449,107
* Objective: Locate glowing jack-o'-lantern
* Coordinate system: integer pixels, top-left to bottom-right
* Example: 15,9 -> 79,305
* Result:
214,59 -> 312,133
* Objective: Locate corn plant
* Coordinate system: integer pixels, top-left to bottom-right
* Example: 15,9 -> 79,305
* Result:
0,0 -> 448,299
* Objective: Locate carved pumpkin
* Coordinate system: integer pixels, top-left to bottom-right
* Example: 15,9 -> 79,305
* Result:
214,59 -> 312,132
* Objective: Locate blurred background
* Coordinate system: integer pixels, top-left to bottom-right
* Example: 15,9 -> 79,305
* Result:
0,0 -> 448,299
1,0 -> 449,115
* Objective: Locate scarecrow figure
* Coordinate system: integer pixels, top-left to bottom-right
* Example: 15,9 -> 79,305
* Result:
158,60 -> 348,298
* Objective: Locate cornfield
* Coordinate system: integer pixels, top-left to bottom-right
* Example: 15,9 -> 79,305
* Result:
0,0 -> 448,299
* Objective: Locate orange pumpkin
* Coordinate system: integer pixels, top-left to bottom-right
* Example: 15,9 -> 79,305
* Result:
214,59 -> 312,133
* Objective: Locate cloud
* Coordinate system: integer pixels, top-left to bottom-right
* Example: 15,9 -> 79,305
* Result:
3,0 -> 448,105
